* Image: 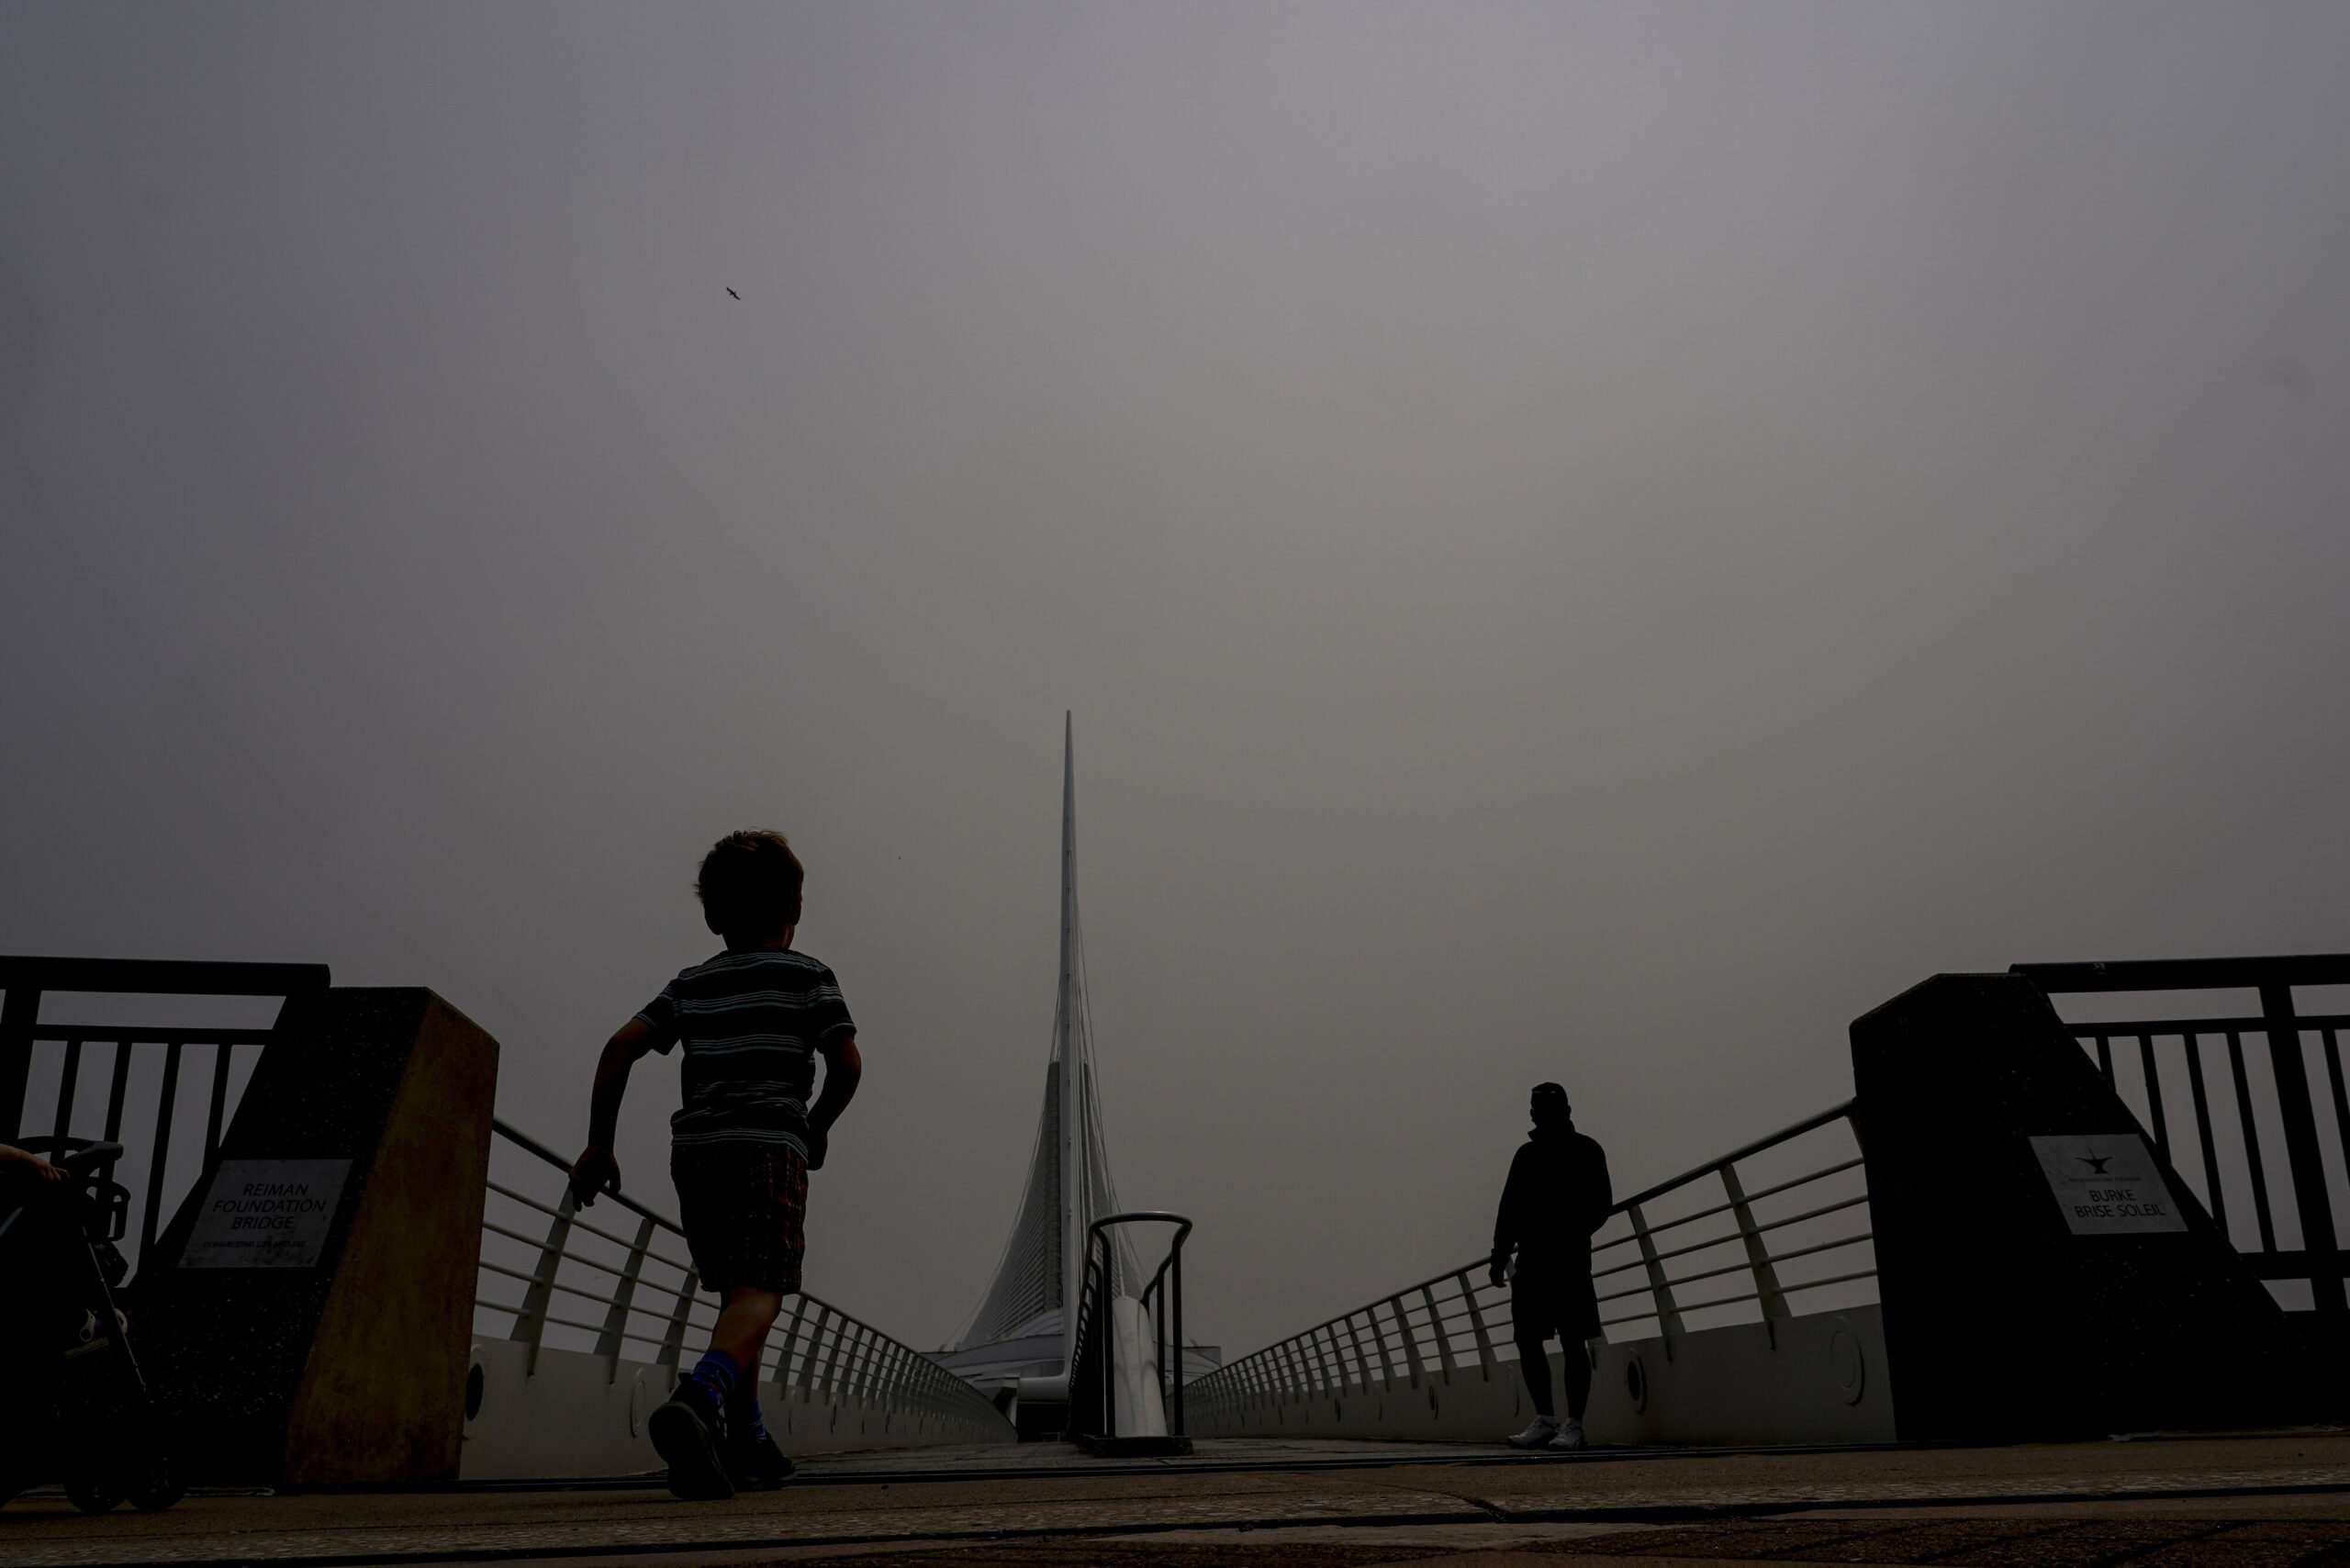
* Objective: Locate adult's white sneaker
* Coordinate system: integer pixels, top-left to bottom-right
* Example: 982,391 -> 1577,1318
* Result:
1548,1418 -> 1587,1450
1505,1415 -> 1560,1450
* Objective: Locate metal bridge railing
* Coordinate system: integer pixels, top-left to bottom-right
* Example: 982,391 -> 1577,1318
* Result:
2017,955 -> 2350,1321
1187,1103 -> 1874,1423
0,957 -> 330,1274
476,1120 -> 1003,1428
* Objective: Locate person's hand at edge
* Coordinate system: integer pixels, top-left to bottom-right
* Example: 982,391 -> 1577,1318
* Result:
803,1125 -> 829,1172
568,1145 -> 620,1207
1488,1251 -> 1509,1291
0,1143 -> 63,1182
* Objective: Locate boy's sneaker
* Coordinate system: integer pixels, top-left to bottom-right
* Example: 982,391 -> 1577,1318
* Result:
647,1380 -> 734,1500
722,1430 -> 795,1491
1548,1418 -> 1587,1451
1505,1414 -> 1560,1450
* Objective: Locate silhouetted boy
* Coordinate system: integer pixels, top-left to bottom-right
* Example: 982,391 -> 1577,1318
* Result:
569,830 -> 863,1499
1491,1081 -> 1612,1450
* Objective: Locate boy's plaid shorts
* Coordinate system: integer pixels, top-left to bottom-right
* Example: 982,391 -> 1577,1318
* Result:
669,1141 -> 808,1295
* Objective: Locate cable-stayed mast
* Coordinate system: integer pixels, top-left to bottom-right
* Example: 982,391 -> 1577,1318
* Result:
942,716 -> 1136,1398
1057,713 -> 1086,1370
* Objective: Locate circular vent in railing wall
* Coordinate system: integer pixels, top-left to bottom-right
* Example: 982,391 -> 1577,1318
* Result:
464,1362 -> 484,1422
1829,1319 -> 1865,1406
1625,1355 -> 1649,1414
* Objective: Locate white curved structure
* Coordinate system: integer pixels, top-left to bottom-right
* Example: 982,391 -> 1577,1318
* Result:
938,717 -> 1145,1404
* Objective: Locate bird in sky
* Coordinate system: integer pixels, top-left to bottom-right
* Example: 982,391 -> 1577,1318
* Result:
726,287 -> 741,300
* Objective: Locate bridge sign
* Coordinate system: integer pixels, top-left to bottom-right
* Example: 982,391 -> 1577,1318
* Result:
182,1159 -> 352,1268
2029,1134 -> 2186,1236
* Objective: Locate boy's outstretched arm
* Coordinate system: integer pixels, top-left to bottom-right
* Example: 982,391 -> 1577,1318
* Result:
805,1037 -> 862,1170
569,1016 -> 656,1206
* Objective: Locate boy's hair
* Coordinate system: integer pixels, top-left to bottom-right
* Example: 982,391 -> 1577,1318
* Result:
695,830 -> 805,937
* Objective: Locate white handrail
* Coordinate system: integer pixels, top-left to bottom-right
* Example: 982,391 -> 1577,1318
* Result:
476,1121 -> 1005,1423
1188,1102 -> 1875,1421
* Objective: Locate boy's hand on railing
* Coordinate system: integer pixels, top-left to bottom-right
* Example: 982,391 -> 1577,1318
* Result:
1488,1252 -> 1509,1290
568,1145 -> 620,1207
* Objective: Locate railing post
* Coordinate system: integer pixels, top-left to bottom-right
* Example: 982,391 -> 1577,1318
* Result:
595,1214 -> 657,1381
139,1040 -> 185,1263
2259,981 -> 2347,1318
1342,1313 -> 1377,1394
1276,1340 -> 1304,1401
1718,1163 -> 1787,1347
772,1295 -> 807,1401
0,980 -> 40,1140
202,1039 -> 232,1167
1364,1307 -> 1397,1393
818,1313 -> 849,1402
656,1265 -> 699,1372
838,1316 -> 857,1404
1456,1271 -> 1495,1379
1390,1295 -> 1424,1389
1628,1201 -> 1684,1359
511,1188 -> 577,1375
1307,1328 -> 1337,1396
50,1036 -> 83,1143
844,1326 -> 871,1404
796,1304 -> 831,1399
1421,1282 -> 1457,1384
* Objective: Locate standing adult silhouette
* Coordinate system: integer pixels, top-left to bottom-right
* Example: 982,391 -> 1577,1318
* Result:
1490,1081 -> 1613,1450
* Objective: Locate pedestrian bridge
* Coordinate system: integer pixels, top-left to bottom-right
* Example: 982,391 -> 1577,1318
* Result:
4,949 -> 2345,1486
1188,1101 -> 1884,1449
1188,952 -> 2350,1453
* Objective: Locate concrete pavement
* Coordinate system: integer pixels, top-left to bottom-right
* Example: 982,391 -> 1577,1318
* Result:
4,1431 -> 2348,1568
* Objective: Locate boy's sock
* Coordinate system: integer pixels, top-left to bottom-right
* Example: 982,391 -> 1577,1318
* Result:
684,1349 -> 740,1411
726,1378 -> 769,1445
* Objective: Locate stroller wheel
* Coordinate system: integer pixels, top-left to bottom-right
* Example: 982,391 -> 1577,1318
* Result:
127,1454 -> 185,1512
63,1473 -> 123,1514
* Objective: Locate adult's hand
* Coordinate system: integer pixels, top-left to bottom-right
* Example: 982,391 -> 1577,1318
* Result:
568,1145 -> 620,1207
0,1143 -> 62,1182
1488,1256 -> 1509,1291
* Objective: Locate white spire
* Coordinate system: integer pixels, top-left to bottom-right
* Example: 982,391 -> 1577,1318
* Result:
1058,711 -> 1081,1369
949,716 -> 1137,1367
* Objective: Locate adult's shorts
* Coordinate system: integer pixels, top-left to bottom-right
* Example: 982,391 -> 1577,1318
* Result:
670,1141 -> 808,1295
1510,1260 -> 1602,1345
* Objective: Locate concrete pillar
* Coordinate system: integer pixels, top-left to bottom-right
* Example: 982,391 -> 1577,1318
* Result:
133,989 -> 498,1483
1852,972 -> 2313,1440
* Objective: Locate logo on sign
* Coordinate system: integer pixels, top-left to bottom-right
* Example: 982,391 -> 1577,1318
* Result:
2029,1134 -> 2187,1237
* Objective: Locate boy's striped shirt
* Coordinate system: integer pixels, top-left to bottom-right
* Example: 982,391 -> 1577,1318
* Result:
635,947 -> 856,1154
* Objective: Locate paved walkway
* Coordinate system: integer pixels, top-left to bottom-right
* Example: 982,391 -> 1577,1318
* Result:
4,1432 -> 2348,1568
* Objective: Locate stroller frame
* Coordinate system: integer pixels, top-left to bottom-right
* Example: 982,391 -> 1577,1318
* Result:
0,1136 -> 184,1513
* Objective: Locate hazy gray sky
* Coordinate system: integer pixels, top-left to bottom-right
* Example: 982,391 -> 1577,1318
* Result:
5,4 -> 2346,1356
